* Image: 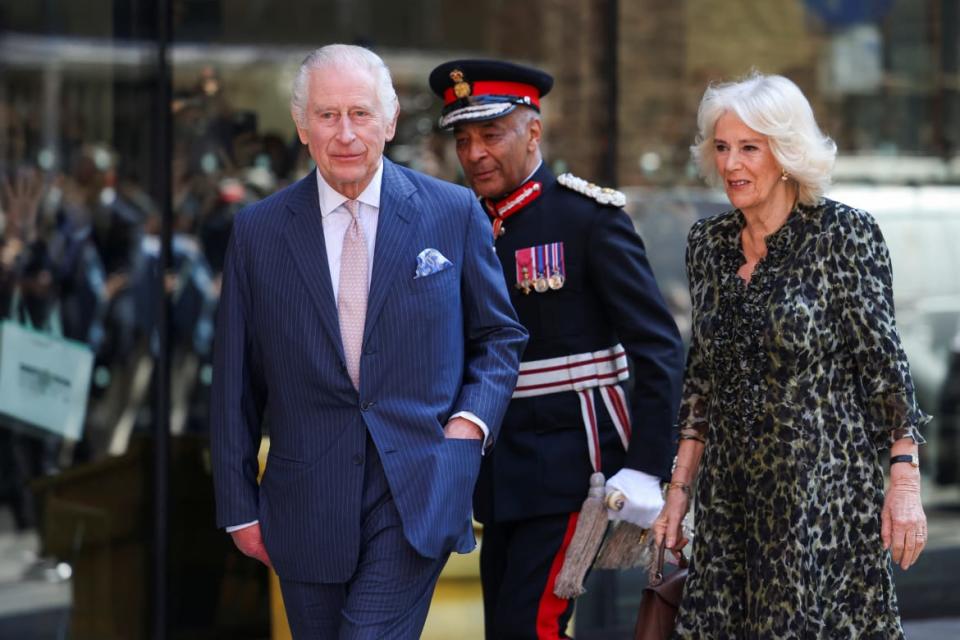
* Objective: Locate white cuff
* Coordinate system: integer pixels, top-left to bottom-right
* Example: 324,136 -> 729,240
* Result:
450,411 -> 492,454
226,520 -> 258,533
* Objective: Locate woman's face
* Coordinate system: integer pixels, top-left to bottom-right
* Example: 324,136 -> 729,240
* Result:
713,112 -> 786,216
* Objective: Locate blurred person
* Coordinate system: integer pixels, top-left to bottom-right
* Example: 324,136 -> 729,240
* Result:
259,132 -> 299,184
0,167 -> 53,531
429,59 -> 684,639
0,167 -> 43,313
653,73 -> 928,638
53,147 -> 141,425
210,44 -> 526,638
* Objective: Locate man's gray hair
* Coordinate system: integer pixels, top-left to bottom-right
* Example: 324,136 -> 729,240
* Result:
690,72 -> 837,206
290,44 -> 399,126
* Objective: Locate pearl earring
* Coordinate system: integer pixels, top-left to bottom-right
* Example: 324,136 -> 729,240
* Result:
780,169 -> 789,182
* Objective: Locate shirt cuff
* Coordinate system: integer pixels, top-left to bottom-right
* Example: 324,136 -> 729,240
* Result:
226,520 -> 258,533
450,411 -> 492,454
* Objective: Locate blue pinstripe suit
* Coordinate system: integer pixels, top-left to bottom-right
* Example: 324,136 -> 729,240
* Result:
210,158 -> 527,584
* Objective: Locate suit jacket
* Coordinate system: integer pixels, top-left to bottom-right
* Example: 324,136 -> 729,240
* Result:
474,165 -> 684,523
210,158 -> 527,582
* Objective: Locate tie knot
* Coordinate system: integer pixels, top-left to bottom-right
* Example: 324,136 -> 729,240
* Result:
345,199 -> 359,219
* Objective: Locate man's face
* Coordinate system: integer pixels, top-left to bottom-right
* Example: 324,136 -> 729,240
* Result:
453,110 -> 541,199
294,66 -> 397,199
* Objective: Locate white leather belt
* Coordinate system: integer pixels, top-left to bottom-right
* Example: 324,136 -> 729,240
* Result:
513,344 -> 632,471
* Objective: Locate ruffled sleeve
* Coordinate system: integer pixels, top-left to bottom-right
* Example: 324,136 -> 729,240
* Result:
832,204 -> 930,448
676,219 -> 714,442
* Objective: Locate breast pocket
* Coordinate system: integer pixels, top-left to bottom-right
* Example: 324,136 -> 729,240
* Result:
537,261 -> 585,338
408,265 -> 457,296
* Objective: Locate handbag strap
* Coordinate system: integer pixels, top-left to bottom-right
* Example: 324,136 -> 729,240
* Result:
650,542 -> 689,586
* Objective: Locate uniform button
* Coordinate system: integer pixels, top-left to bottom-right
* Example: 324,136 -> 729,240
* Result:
352,453 -> 363,465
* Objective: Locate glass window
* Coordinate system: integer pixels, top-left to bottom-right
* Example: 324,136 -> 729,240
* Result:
1,1 -> 957,638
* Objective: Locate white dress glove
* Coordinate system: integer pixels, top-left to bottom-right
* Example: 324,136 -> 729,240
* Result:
605,468 -> 664,528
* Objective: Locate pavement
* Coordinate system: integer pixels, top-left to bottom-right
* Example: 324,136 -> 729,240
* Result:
903,618 -> 960,638
1,485 -> 959,639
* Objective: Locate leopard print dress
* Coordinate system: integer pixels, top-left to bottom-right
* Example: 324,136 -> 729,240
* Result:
672,199 -> 929,639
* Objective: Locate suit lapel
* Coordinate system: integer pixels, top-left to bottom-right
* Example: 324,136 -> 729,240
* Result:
282,173 -> 345,362
364,159 -> 419,344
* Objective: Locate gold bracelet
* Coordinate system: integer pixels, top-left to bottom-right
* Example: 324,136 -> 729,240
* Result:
666,481 -> 692,499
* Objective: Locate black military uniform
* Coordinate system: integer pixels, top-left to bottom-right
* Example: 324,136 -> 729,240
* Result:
430,60 -> 684,639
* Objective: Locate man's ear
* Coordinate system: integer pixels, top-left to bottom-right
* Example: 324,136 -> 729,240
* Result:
527,117 -> 542,151
385,107 -> 400,142
292,110 -> 309,145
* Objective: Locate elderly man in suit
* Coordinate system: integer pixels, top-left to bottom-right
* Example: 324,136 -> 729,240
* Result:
210,44 -> 527,638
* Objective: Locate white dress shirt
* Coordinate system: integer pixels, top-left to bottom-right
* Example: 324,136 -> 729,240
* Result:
317,164 -> 382,300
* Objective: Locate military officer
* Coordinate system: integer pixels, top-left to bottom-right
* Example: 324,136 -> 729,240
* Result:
429,59 -> 685,639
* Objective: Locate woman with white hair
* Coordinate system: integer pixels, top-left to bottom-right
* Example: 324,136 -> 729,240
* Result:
652,73 -> 929,637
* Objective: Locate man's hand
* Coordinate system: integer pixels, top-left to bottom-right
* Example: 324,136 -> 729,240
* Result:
230,523 -> 273,569
443,416 -> 483,439
605,468 -> 664,529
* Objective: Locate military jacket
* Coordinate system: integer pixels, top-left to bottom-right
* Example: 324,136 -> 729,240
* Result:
474,164 -> 684,523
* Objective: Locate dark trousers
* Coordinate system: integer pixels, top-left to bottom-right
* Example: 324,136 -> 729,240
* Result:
480,513 -> 578,640
279,435 -> 448,639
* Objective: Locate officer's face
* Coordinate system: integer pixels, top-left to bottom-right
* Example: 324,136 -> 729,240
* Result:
453,110 -> 541,199
294,65 -> 398,200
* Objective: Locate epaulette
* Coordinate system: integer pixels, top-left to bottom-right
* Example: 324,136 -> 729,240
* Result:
556,173 -> 626,207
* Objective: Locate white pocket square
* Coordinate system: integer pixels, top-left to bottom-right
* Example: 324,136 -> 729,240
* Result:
415,248 -> 453,278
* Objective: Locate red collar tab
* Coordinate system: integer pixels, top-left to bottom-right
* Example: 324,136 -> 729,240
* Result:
443,81 -> 542,109
484,180 -> 543,237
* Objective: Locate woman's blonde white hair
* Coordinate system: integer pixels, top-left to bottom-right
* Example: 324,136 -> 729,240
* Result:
690,72 -> 837,206
290,44 -> 399,126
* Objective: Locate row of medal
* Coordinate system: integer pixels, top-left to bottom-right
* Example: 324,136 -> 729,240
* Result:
514,242 -> 566,295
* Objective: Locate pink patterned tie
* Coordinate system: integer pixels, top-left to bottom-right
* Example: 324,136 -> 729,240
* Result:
338,199 -> 367,389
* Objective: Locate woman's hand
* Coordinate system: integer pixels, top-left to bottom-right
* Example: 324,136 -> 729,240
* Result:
881,473 -> 926,570
652,485 -> 690,554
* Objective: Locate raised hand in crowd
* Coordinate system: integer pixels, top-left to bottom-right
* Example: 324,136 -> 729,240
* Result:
1,167 -> 43,269
1,168 -> 43,240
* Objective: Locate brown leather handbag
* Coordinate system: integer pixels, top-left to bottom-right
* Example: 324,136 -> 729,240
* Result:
633,543 -> 688,640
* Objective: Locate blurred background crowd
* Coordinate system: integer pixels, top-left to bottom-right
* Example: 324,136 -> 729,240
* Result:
1,1 -> 959,638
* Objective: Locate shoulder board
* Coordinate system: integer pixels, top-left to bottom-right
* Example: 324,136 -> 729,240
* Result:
556,173 -> 626,208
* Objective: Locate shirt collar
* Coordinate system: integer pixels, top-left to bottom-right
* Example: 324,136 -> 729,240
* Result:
316,161 -> 384,217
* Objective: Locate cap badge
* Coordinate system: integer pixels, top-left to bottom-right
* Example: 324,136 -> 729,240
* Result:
450,69 -> 471,99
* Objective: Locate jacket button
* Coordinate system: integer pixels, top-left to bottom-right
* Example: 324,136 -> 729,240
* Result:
360,401 -> 375,411
352,453 -> 363,466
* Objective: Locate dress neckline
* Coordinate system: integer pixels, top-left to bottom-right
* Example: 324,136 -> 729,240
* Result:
722,200 -> 818,290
